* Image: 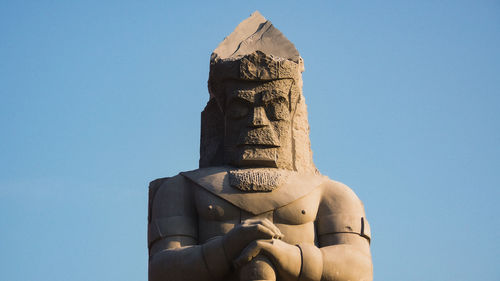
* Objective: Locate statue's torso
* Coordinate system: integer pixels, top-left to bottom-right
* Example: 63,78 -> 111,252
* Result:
176,166 -> 327,245
148,166 -> 371,260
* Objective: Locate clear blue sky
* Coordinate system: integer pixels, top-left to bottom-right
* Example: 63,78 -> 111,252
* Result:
1,1 -> 499,280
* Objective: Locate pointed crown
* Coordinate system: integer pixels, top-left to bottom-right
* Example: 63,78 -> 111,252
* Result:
208,11 -> 304,102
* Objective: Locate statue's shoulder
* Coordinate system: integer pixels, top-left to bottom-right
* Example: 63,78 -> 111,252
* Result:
179,166 -> 228,190
317,179 -> 371,241
148,171 -> 197,222
319,179 -> 366,214
148,173 -> 191,201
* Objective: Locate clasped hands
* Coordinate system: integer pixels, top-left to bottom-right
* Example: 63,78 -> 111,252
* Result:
222,219 -> 302,280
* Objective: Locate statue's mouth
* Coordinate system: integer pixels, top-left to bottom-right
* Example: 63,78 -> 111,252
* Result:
230,145 -> 278,168
237,143 -> 280,148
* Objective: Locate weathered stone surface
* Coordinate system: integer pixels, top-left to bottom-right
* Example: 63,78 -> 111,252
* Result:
229,168 -> 289,192
204,12 -> 313,174
212,11 -> 300,62
148,11 -> 373,281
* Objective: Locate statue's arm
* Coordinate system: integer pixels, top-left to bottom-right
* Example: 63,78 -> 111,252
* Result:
147,175 -> 229,281
231,181 -> 372,281
313,181 -> 373,281
147,174 -> 281,281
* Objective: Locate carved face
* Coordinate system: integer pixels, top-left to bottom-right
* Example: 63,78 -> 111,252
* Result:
223,79 -> 294,169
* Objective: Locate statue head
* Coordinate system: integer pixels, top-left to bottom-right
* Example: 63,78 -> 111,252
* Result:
200,12 -> 316,174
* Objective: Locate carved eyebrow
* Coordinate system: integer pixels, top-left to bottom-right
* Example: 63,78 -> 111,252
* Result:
232,90 -> 255,103
261,90 -> 288,104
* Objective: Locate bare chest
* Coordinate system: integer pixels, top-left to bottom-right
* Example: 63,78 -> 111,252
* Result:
194,186 -> 322,244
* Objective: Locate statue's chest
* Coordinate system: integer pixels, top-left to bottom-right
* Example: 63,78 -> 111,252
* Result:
194,187 -> 241,221
194,186 -> 321,225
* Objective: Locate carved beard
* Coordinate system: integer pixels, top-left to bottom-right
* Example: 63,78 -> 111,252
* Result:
228,168 -> 290,192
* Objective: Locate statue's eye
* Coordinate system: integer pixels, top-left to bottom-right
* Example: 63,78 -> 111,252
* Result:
227,99 -> 249,119
266,97 -> 289,121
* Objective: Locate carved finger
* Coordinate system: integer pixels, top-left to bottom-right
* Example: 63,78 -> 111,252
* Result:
242,218 -> 262,225
260,219 -> 283,239
243,219 -> 283,239
233,239 -> 273,268
252,224 -> 276,240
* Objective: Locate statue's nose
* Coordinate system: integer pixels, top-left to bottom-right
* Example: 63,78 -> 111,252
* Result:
250,107 -> 270,127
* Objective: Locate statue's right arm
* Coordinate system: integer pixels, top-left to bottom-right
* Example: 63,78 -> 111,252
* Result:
148,175 -> 226,281
148,174 -> 281,281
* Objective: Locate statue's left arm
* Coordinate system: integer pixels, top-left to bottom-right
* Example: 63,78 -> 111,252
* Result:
233,180 -> 372,281
313,180 -> 373,281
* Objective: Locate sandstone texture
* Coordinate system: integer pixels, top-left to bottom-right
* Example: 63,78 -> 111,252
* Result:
148,11 -> 373,281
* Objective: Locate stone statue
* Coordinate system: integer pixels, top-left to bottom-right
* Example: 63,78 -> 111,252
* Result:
148,11 -> 373,281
